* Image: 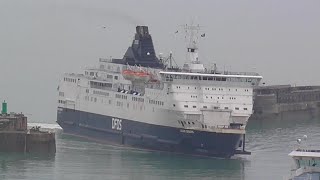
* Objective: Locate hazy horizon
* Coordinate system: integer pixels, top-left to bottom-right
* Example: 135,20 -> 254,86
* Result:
0,0 -> 319,122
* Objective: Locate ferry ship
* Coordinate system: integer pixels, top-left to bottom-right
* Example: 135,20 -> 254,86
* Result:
56,25 -> 262,158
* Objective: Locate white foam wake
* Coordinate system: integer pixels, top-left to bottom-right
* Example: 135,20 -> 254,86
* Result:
28,122 -> 62,133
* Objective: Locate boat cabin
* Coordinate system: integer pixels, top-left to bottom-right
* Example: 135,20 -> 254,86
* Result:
288,149 -> 320,180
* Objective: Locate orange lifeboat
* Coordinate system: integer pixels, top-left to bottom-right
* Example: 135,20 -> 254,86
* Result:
122,70 -> 151,82
133,71 -> 151,82
122,70 -> 135,81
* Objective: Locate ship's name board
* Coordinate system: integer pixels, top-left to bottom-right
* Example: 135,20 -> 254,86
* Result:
112,118 -> 122,131
180,129 -> 194,134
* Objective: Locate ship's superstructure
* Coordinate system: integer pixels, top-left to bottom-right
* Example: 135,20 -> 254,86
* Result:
57,25 -> 262,158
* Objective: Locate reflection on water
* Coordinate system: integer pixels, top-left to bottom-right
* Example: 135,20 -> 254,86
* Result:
53,134 -> 245,180
1,118 -> 320,180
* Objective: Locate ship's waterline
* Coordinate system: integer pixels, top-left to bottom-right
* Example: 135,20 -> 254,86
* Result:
57,108 -> 245,158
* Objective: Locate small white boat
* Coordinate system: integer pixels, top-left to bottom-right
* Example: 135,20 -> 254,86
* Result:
288,136 -> 320,180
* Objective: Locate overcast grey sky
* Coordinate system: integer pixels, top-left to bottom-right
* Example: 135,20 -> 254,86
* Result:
0,0 -> 319,122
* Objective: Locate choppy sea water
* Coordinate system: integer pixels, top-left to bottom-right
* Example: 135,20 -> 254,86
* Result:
1,118 -> 320,180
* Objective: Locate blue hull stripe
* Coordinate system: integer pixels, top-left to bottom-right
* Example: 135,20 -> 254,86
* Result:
57,108 -> 243,158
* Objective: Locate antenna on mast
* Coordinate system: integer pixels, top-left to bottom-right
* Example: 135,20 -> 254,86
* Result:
180,23 -> 206,73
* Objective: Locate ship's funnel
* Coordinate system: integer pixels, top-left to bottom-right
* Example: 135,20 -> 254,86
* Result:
136,26 -> 149,37
2,101 -> 7,114
121,26 -> 164,68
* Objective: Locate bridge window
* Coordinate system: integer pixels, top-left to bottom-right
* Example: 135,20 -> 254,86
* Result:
235,107 -> 239,110
184,105 -> 188,108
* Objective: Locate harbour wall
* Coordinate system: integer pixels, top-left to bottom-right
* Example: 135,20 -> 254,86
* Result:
250,85 -> 320,120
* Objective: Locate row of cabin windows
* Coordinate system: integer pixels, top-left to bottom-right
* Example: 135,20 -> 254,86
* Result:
84,96 -> 98,102
149,100 -> 164,106
85,96 -> 146,111
115,94 -> 127,100
176,104 -> 248,111
183,105 -> 197,108
105,74 -> 118,80
90,81 -> 112,90
93,90 -> 109,96
179,86 -> 250,92
84,96 -> 111,105
177,120 -> 209,129
165,75 -> 258,83
205,96 -> 237,100
58,100 -> 66,104
64,77 -> 76,83
132,97 -> 144,102
116,101 -> 124,107
85,71 -> 96,76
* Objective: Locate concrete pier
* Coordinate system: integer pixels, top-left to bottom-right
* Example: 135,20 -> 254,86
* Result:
251,85 -> 320,120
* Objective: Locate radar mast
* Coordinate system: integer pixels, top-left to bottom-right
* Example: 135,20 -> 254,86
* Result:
182,24 -> 205,73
